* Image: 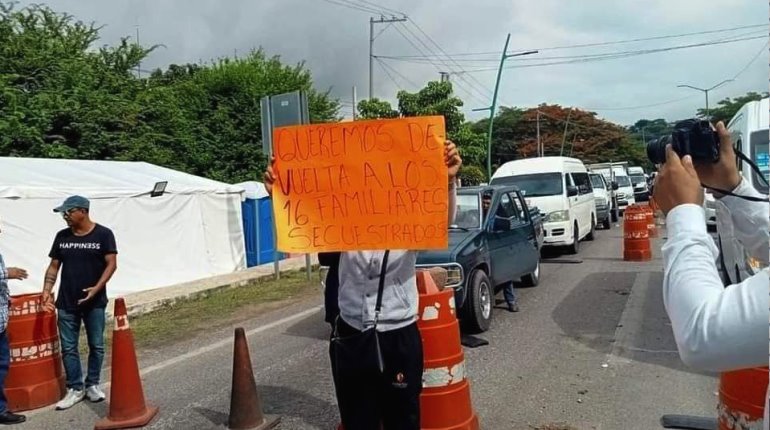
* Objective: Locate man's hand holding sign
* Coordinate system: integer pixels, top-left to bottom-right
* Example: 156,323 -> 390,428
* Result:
263,116 -> 460,252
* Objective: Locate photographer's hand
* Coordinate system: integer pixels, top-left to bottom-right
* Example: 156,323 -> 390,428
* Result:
653,145 -> 704,215
693,121 -> 741,197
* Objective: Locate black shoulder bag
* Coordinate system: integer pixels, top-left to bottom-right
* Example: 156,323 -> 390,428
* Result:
331,250 -> 390,374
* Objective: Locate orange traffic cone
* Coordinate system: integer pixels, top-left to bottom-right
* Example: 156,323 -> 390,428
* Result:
417,270 -> 480,430
94,298 -> 159,430
718,367 -> 768,429
623,205 -> 652,261
228,328 -> 280,430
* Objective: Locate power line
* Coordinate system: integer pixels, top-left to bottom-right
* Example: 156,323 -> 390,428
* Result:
378,29 -> 768,64
455,35 -> 767,74
388,22 -> 487,105
581,40 -> 768,112
357,0 -> 405,16
394,22 -> 490,105
401,21 -> 493,101
317,0 -> 382,14
375,23 -> 767,58
729,40 -> 768,80
372,22 -> 393,40
581,95 -> 700,112
376,57 -> 406,89
407,21 -> 494,99
376,57 -> 420,88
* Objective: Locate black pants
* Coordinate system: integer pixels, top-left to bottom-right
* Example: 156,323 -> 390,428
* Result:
330,320 -> 423,430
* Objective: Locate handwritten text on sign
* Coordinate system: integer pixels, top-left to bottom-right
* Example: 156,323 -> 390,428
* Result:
272,116 -> 449,252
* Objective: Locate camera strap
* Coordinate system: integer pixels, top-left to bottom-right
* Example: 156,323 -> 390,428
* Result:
701,148 -> 770,204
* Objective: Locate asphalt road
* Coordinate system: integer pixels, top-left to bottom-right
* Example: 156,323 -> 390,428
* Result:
19,223 -> 717,430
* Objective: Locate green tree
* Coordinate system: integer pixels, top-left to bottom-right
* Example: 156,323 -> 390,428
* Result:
697,91 -> 769,124
627,118 -> 672,144
356,81 -> 488,183
472,106 -> 525,170
0,3 -> 154,159
0,2 -> 340,184
135,52 -> 341,183
357,98 -> 398,119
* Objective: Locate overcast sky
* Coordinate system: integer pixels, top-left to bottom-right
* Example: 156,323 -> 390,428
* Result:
25,0 -> 769,125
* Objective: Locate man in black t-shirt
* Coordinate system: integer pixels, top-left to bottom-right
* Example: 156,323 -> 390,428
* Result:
41,196 -> 118,411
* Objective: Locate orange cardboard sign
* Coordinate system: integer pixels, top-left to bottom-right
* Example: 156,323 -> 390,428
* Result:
272,116 -> 449,252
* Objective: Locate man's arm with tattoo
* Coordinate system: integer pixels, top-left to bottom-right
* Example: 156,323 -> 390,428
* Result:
41,259 -> 60,312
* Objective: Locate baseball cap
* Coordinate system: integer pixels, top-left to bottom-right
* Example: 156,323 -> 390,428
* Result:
53,196 -> 90,213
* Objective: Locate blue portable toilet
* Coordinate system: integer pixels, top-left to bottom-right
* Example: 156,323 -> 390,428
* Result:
237,182 -> 281,267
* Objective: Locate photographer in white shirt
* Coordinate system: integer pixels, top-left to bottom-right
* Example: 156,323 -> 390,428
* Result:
653,122 -> 768,426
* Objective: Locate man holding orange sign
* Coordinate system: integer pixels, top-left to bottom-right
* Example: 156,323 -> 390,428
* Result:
264,116 -> 461,430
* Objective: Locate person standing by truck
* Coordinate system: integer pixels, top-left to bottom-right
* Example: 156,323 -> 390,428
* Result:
482,191 -> 520,312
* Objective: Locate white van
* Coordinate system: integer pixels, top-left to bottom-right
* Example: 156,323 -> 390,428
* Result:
717,97 -> 770,283
491,157 -> 597,254
612,167 -> 636,213
589,173 -> 612,229
728,97 -> 769,194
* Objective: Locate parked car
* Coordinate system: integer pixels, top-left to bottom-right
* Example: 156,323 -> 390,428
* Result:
491,156 -> 596,255
613,172 -> 636,214
416,185 -> 543,333
589,173 -> 612,229
629,172 -> 649,202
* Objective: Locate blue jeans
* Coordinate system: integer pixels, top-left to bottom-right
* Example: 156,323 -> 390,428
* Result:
58,307 -> 106,390
0,331 -> 9,412
503,282 -> 518,305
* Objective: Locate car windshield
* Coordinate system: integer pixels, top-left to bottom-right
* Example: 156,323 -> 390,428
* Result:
452,194 -> 482,229
629,174 -> 645,185
616,176 -> 631,187
490,173 -> 563,197
750,129 -> 769,194
589,174 -> 605,189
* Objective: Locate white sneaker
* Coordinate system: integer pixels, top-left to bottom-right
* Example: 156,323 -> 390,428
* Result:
86,385 -> 106,403
56,388 -> 85,410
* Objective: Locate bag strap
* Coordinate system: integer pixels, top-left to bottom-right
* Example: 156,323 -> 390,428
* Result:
373,250 -> 390,327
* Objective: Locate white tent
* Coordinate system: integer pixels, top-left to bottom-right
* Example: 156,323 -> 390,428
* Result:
0,157 -> 247,298
234,181 -> 269,200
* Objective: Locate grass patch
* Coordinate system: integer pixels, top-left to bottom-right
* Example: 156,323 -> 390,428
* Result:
79,268 -> 320,353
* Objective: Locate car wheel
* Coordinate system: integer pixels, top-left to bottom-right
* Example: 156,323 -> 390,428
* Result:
602,216 -> 611,229
586,216 -> 596,241
520,260 -> 540,287
462,270 -> 493,333
568,222 -> 580,255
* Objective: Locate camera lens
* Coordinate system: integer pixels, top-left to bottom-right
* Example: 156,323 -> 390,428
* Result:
646,136 -> 668,165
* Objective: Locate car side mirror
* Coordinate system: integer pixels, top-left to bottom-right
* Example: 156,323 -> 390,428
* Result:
567,186 -> 579,197
611,182 -> 619,191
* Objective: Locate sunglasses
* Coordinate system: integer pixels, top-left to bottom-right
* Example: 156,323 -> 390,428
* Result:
61,208 -> 83,218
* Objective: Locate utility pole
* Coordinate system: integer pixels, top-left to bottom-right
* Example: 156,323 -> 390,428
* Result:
560,107 -> 572,156
135,25 -> 141,78
352,86 -> 358,120
536,111 -> 541,157
440,72 -> 450,83
677,79 -> 733,120
369,16 -> 407,99
473,33 -> 538,180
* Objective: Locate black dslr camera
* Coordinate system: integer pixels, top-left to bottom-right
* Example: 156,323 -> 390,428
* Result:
646,119 -> 720,165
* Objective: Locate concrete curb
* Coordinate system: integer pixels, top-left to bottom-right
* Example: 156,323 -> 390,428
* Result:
105,255 -> 319,319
